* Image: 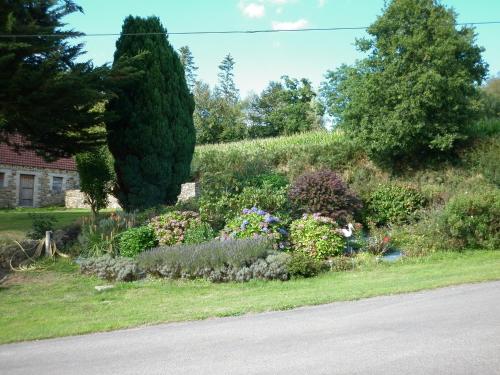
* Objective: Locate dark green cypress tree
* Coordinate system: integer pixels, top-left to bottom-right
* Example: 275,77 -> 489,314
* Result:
106,16 -> 195,211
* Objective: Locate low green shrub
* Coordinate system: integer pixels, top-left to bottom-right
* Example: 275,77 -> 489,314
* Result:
390,211 -> 442,257
27,214 -> 58,240
438,189 -> 499,250
119,226 -> 158,257
247,173 -> 289,189
138,237 -> 269,274
366,184 -> 425,225
222,208 -> 289,249
290,214 -> 345,259
287,252 -> 323,278
289,170 -> 362,223
79,256 -> 145,281
183,222 -> 215,245
137,237 -> 290,281
463,137 -> 500,187
148,211 -> 200,246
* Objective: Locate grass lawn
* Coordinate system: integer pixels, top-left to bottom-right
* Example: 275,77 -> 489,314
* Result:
1,250 -> 499,344
0,208 -> 112,240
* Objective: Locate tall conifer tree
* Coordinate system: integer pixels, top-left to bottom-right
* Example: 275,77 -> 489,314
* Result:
106,16 -> 195,211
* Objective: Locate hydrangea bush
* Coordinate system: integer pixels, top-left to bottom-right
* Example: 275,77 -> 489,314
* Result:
148,211 -> 202,246
290,214 -> 345,259
222,207 -> 289,249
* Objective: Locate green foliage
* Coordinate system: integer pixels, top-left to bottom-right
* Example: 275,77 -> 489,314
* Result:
192,130 -> 353,195
119,226 -> 158,258
0,0 -> 111,159
194,55 -> 246,144
199,184 -> 290,230
148,211 -> 201,246
248,76 -> 324,138
137,237 -> 289,282
321,0 -> 488,167
107,16 -> 195,210
222,209 -> 288,248
438,189 -> 499,250
75,146 -> 115,217
27,214 -> 58,240
463,136 -> 500,186
79,256 -> 144,281
178,46 -> 198,92
183,222 -> 215,245
290,214 -> 345,259
359,226 -> 392,255
287,252 -> 323,278
289,170 -> 362,223
480,76 -> 500,119
77,212 -> 135,257
366,184 -> 425,225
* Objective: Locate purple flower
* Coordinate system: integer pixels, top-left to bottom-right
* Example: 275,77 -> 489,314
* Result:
251,206 -> 258,213
261,227 -> 269,233
264,215 -> 279,224
257,209 -> 267,216
242,208 -> 251,214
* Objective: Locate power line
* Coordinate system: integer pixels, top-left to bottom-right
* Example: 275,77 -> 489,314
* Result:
0,21 -> 499,38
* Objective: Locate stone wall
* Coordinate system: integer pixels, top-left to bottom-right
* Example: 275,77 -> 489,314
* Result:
65,190 -> 121,210
65,182 -> 200,209
0,164 -> 79,208
177,182 -> 200,202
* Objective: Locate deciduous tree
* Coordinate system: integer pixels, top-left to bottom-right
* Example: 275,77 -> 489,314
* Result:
321,0 -> 487,167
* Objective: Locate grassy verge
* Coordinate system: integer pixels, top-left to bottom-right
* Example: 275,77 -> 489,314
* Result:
1,250 -> 499,344
0,208 -> 112,240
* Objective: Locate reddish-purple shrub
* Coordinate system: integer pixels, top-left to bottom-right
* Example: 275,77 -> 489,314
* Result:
288,170 -> 362,223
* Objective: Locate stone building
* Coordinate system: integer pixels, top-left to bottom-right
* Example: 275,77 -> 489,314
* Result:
0,135 -> 79,208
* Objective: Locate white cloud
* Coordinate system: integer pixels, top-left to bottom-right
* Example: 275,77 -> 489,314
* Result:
269,0 -> 289,4
240,2 -> 266,18
276,7 -> 283,14
272,19 -> 309,30
318,0 -> 326,7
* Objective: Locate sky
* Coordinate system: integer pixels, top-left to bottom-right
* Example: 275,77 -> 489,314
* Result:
66,0 -> 500,97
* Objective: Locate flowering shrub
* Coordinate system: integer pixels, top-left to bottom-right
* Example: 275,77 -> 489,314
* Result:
222,207 -> 289,249
289,169 -> 362,223
290,214 -> 345,259
148,211 -> 201,246
199,184 -> 289,230
366,184 -> 425,225
137,237 -> 291,282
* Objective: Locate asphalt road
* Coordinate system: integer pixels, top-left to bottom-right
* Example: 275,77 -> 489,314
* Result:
1,281 -> 500,375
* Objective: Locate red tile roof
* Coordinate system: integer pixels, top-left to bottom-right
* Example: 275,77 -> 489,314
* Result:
0,134 -> 77,171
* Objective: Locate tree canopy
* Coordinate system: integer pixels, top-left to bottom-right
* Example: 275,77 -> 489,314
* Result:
0,0 -> 110,159
248,76 -> 324,138
321,0 -> 488,166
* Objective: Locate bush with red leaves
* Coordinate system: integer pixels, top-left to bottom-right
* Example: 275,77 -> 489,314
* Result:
288,170 -> 362,223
